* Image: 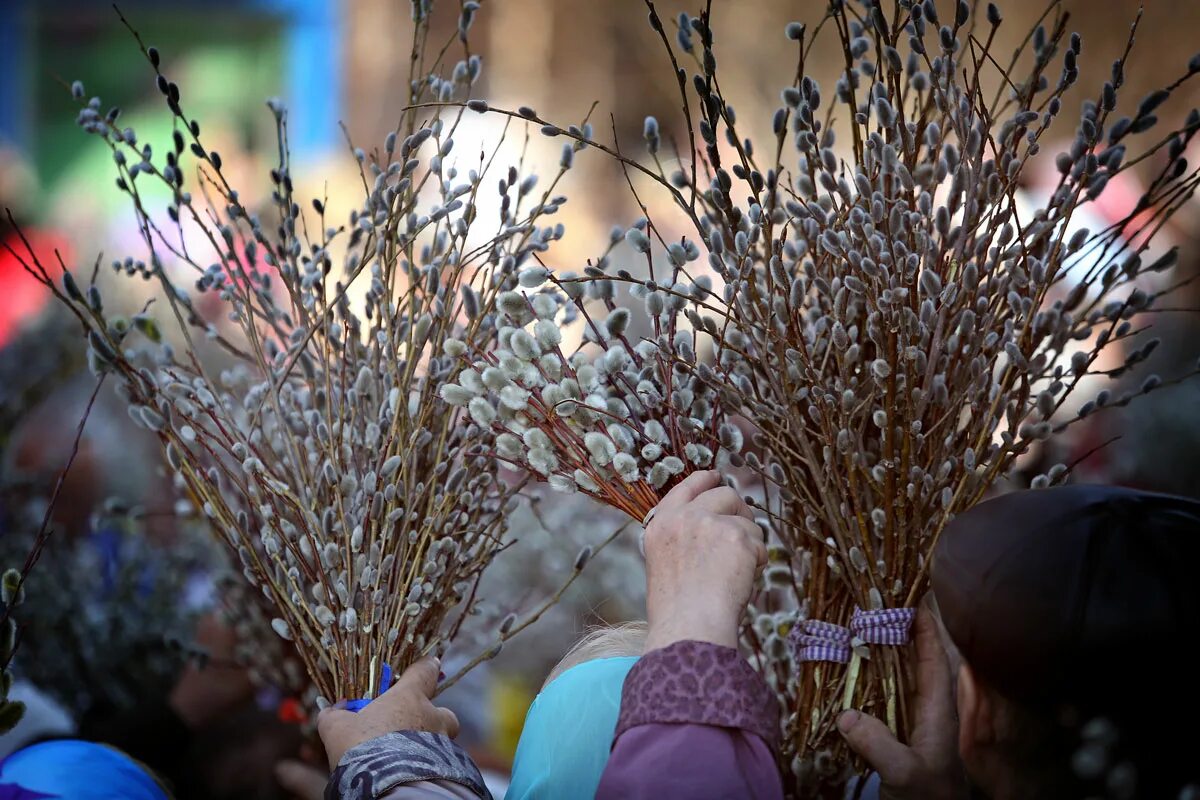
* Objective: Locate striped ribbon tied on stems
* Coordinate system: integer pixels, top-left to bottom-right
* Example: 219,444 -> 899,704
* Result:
849,607 -> 916,646
788,607 -> 916,664
789,619 -> 852,664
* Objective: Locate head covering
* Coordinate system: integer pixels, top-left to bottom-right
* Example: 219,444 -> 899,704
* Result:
0,740 -> 169,800
506,656 -> 637,800
932,484 -> 1200,716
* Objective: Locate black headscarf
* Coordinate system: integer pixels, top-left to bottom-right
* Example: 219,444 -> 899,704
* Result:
931,484 -> 1200,717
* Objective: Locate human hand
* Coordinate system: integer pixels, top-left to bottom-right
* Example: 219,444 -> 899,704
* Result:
642,470 -> 766,651
274,759 -> 328,800
316,656 -> 459,768
837,604 -> 966,800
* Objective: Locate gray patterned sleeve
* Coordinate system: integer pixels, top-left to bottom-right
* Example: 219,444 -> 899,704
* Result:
324,731 -> 492,800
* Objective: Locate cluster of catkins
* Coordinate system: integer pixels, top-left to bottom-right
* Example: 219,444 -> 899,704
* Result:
728,13 -> 1198,785
24,0 -> 619,706
20,1 -> 1200,793
490,1 -> 1200,795
440,249 -> 741,522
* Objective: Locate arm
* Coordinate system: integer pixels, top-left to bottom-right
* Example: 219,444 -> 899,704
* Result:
327,732 -> 489,800
597,640 -> 783,800
276,755 -> 486,800
597,471 -> 784,799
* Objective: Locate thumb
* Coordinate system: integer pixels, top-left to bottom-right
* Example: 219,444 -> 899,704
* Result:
316,706 -> 347,741
838,710 -> 920,786
910,604 -> 956,755
274,759 -> 328,800
392,656 -> 440,699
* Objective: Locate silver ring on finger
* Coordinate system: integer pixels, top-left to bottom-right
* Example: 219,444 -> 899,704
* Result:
638,507 -> 657,558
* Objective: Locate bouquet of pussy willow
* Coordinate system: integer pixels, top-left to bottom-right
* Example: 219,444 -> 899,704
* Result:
438,228 -> 743,524
6,0 -> 616,707
463,0 -> 1200,794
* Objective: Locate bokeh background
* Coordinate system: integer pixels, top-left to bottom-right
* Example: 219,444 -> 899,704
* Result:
3,0 -> 1200,796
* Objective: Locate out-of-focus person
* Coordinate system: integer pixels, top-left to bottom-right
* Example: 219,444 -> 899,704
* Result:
0,146 -> 67,350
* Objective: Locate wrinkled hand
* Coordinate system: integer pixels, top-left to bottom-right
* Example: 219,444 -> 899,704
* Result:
837,604 -> 966,800
642,470 -> 767,651
317,657 -> 459,768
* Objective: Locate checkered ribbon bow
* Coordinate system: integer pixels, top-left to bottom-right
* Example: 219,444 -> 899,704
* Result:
788,619 -> 852,664
788,607 -> 917,664
850,606 -> 917,646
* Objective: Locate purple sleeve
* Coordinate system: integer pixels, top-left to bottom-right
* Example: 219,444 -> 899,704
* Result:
597,724 -> 782,799
596,640 -> 784,800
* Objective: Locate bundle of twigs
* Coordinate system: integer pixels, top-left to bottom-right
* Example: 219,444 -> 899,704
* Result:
0,494 -> 213,716
5,0 -> 612,706
614,1 -> 1200,793
441,227 -> 740,523
448,0 -> 1200,793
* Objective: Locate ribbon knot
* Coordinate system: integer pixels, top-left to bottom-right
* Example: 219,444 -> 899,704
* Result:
850,606 -> 916,646
788,619 -> 852,664
788,607 -> 916,664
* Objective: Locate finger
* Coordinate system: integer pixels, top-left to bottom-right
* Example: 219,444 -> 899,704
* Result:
315,707 -> 346,741
692,486 -> 754,520
274,760 -> 328,800
725,515 -> 768,567
654,470 -> 722,514
910,603 -> 957,752
838,710 -> 920,787
437,707 -> 461,739
392,656 -> 440,699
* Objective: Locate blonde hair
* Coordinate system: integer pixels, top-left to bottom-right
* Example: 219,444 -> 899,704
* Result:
544,621 -> 647,688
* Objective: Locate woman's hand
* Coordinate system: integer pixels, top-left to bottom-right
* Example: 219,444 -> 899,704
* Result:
642,470 -> 767,651
316,656 -> 460,768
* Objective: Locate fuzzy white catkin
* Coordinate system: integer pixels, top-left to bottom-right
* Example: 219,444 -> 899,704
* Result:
439,384 -> 473,406
531,293 -> 558,319
271,619 -> 292,641
535,320 -> 562,349
518,267 -> 550,288
584,432 -> 616,466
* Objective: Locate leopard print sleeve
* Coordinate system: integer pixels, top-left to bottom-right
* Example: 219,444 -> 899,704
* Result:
613,639 -> 781,752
